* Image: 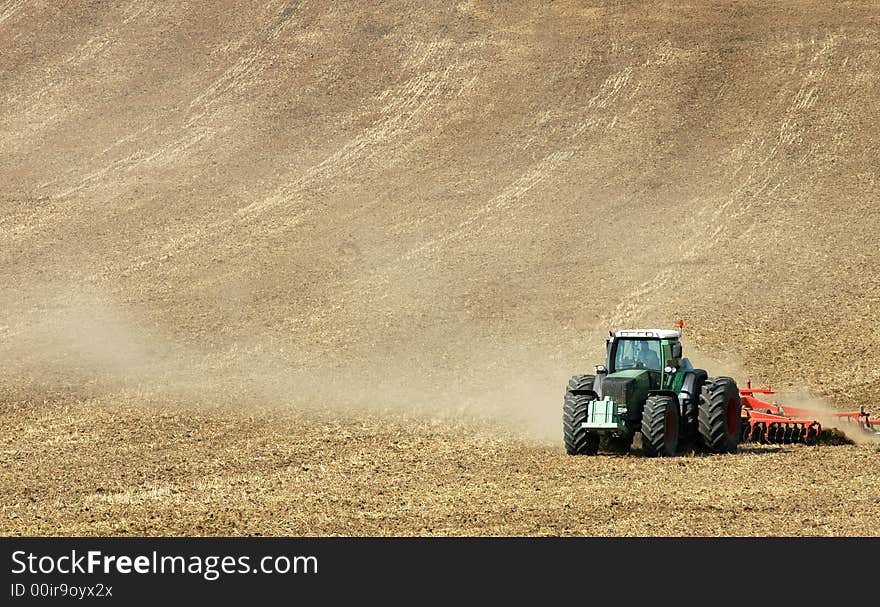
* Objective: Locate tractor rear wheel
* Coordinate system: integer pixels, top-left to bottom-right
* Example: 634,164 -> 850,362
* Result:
563,394 -> 600,455
641,394 -> 679,457
566,374 -> 595,393
698,377 -> 742,453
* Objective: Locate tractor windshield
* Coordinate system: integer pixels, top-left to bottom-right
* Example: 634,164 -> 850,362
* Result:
613,338 -> 662,371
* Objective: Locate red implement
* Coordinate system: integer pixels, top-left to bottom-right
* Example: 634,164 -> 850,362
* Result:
739,381 -> 879,443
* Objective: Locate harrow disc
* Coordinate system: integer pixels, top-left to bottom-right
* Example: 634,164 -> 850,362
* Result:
750,422 -> 766,443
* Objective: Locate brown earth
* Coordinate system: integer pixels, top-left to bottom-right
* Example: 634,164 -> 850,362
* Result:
1,0 -> 879,536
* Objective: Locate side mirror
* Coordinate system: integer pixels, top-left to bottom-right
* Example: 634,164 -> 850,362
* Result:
671,342 -> 682,359
595,364 -> 608,374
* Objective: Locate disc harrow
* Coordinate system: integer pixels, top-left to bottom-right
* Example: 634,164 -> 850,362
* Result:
739,381 -> 879,445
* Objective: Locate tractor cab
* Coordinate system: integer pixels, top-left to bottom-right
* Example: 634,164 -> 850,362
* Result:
601,329 -> 685,391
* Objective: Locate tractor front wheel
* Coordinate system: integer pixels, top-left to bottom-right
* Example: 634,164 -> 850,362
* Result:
698,376 -> 742,453
563,394 -> 600,455
641,394 -> 679,457
566,374 -> 595,393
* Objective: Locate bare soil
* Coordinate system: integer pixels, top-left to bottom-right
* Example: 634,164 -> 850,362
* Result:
2,1 -> 879,536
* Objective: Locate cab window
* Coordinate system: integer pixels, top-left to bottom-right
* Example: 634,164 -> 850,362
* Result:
613,339 -> 662,371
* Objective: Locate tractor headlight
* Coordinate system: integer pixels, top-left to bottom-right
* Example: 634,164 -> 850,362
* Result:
595,364 -> 607,374
664,366 -> 677,374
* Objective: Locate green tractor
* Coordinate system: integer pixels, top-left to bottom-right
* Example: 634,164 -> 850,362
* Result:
563,329 -> 742,456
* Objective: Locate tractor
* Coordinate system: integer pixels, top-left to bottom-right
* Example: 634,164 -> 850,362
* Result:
563,328 -> 741,456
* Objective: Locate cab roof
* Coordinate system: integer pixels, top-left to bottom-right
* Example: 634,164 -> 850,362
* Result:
613,329 -> 681,339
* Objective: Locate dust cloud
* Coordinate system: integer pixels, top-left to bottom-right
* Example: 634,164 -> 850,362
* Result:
2,280 -> 575,443
15,280 -> 862,447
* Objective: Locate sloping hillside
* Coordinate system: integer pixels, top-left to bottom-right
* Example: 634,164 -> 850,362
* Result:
2,1 -> 879,535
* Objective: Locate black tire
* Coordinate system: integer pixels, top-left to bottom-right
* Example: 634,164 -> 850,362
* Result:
641,394 -> 679,457
566,374 -> 595,393
563,394 -> 600,455
682,370 -> 707,435
601,433 -> 633,454
698,376 -> 742,453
